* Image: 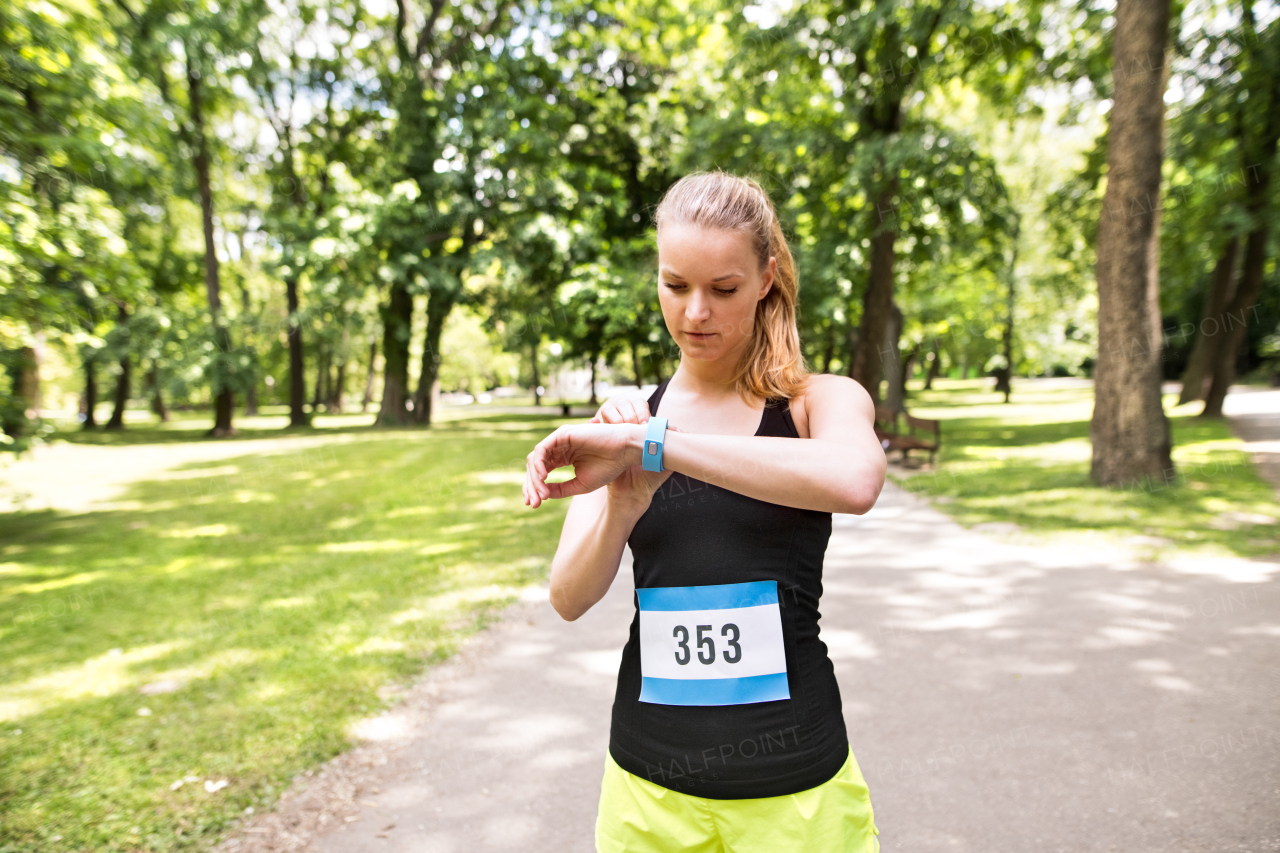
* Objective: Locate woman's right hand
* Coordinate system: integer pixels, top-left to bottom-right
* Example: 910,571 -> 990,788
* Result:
590,397 -> 678,510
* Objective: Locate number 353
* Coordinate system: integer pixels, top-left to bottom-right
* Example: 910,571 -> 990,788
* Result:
672,623 -> 742,665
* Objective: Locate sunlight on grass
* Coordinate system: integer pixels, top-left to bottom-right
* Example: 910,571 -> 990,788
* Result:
894,379 -> 1280,563
0,411 -> 573,852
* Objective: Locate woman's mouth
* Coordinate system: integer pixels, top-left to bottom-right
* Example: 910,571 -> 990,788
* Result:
685,331 -> 715,341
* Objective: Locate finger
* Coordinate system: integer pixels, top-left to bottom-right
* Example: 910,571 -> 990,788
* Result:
529,472 -> 544,508
527,449 -> 550,497
526,455 -> 545,505
524,466 -> 538,507
600,403 -> 622,424
545,477 -> 591,500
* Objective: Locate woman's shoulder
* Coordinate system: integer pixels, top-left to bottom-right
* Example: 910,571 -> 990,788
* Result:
789,373 -> 874,438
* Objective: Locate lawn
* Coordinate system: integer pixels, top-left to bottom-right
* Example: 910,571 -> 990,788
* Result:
891,378 -> 1280,562
0,412 -> 571,853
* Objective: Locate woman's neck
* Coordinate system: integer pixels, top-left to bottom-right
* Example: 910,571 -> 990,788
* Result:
670,354 -> 755,404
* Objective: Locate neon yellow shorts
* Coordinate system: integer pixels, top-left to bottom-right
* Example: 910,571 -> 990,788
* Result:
595,747 -> 880,853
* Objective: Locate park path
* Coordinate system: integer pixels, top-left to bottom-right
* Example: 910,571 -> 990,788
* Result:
1224,387 -> 1280,493
0,433 -> 368,513
212,388 -> 1280,853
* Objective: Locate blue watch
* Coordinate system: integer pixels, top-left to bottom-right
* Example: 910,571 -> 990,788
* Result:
642,417 -> 669,472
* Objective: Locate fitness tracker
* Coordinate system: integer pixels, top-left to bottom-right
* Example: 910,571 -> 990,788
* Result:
642,417 -> 669,472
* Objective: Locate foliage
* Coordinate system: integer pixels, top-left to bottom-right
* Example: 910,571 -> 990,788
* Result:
2,0 -> 1276,441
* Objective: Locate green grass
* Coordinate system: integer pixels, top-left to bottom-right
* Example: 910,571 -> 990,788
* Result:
0,413 -> 572,852
37,400 -> 595,447
892,379 -> 1280,562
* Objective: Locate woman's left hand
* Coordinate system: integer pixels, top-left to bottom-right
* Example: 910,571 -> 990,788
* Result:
523,423 -> 644,508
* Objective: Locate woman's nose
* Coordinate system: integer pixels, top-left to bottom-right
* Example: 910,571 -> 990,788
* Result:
686,290 -> 712,322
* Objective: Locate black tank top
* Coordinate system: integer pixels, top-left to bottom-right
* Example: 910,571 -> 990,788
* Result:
607,378 -> 849,799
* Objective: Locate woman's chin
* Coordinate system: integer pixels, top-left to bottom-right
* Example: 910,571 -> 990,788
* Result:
679,341 -> 723,359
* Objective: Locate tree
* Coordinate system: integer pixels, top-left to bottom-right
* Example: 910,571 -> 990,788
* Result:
371,0 -> 516,425
1200,4 -> 1278,417
110,0 -> 266,435
1088,0 -> 1175,486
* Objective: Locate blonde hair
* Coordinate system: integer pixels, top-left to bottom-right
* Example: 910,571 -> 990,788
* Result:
654,171 -> 810,402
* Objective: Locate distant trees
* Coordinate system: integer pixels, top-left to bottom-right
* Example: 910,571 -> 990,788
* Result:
2,0 -> 1276,461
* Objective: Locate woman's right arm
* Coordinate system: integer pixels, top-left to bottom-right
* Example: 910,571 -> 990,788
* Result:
545,390 -> 662,621
548,487 -> 648,621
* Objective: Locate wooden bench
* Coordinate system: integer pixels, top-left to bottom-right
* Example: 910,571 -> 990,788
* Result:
873,405 -> 941,464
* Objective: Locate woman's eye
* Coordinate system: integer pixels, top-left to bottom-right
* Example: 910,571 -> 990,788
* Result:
663,281 -> 686,290
714,288 -> 738,296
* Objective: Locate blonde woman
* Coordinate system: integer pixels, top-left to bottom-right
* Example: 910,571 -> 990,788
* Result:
523,172 -> 886,852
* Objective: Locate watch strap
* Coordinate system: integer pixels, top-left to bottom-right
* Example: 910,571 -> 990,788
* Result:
642,417 -> 669,472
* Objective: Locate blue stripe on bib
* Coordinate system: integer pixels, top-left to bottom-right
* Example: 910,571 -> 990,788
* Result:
640,673 -> 791,706
636,580 -> 779,612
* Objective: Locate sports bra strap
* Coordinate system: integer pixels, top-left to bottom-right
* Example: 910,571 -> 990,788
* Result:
647,377 -> 798,439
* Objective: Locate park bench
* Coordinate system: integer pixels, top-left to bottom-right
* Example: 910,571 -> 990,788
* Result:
873,405 -> 941,464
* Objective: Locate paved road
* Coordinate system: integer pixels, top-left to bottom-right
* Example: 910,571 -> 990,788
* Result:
219,485 -> 1280,852
1224,387 -> 1280,492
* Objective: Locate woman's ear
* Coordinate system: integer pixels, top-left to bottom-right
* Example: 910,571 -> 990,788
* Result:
758,257 -> 777,301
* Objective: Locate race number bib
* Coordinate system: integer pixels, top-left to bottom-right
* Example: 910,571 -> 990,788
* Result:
637,580 -> 790,706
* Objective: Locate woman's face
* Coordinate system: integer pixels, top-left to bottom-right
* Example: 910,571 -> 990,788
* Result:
656,222 -> 775,364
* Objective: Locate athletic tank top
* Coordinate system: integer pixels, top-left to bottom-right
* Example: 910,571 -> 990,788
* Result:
607,377 -> 849,800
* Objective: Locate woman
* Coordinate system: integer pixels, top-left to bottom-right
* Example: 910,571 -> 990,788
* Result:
523,172 -> 887,852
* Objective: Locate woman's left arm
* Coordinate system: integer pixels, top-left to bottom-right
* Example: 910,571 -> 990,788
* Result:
525,374 -> 887,515
659,374 -> 886,514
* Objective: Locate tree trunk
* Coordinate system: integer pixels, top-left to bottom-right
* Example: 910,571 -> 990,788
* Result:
901,341 -> 922,400
851,173 -> 899,403
1202,206 -> 1274,416
237,274 -> 258,417
361,340 -> 377,413
1177,238 -> 1240,405
331,357 -> 346,414
285,275 -> 309,427
995,224 -> 1020,403
630,340 -> 642,388
148,365 -> 169,422
1089,0 -> 1174,487
411,291 -> 454,425
82,351 -> 98,430
377,281 -> 413,425
313,345 -> 328,412
105,355 -> 131,430
531,341 -> 541,406
3,346 -> 39,438
187,55 -> 234,436
925,342 -> 941,390
105,305 -> 130,431
589,355 -> 599,406
883,302 -> 905,412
